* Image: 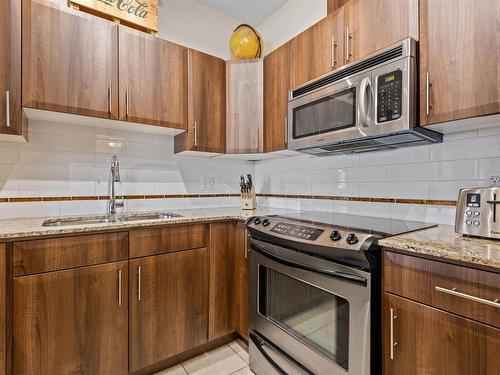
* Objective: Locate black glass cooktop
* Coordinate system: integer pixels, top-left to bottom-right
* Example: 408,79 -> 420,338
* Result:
268,211 -> 436,237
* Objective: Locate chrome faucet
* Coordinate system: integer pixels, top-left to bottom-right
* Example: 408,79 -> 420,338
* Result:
108,155 -> 124,215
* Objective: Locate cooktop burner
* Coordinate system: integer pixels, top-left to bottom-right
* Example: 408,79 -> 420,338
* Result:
268,211 -> 435,237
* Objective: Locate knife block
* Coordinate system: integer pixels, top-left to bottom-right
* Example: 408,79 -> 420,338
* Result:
241,186 -> 257,210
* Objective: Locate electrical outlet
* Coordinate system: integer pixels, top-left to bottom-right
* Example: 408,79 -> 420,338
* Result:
489,174 -> 500,186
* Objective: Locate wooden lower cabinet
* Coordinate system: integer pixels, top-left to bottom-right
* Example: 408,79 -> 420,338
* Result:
0,244 -> 9,375
129,248 -> 209,372
13,261 -> 129,375
209,223 -> 236,340
234,222 -> 249,339
383,293 -> 500,375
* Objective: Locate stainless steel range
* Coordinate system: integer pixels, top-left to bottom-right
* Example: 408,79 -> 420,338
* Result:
246,212 -> 435,375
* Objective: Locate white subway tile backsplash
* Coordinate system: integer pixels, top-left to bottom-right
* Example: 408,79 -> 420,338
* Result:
0,202 -> 60,219
359,182 -> 428,199
359,145 -> 429,166
391,160 -> 477,181
430,135 -> 500,161
428,180 -> 485,200
0,145 -> 19,164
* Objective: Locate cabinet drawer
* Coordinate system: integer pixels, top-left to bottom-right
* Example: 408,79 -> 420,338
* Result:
13,232 -> 128,276
130,224 -> 206,258
383,251 -> 500,328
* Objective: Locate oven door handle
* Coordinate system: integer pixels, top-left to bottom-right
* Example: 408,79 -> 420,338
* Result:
250,332 -> 314,375
252,240 -> 368,286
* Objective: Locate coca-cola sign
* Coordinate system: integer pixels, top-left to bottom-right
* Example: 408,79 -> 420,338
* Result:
71,0 -> 158,32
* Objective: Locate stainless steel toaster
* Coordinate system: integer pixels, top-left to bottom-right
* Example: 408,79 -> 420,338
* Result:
455,187 -> 500,239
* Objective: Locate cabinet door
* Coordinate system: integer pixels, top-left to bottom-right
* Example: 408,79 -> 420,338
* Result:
119,26 -> 188,129
420,0 -> 500,125
346,0 -> 418,63
292,9 -> 344,87
191,50 -> 226,153
13,262 -> 128,375
226,60 -> 264,154
0,0 -> 22,138
264,41 -> 292,152
129,248 -> 208,371
22,0 -> 119,119
209,222 -> 236,340
0,244 -> 8,375
383,293 -> 500,375
234,223 -> 249,339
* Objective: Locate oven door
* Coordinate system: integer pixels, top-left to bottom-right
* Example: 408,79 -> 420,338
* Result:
287,72 -> 373,151
249,238 -> 371,375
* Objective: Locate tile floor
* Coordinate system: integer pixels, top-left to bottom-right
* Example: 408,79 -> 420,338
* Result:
156,340 -> 254,375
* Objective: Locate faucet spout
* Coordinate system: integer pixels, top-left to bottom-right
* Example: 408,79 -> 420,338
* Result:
108,155 -> 124,215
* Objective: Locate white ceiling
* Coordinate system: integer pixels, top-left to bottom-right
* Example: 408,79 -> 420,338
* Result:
198,0 -> 288,25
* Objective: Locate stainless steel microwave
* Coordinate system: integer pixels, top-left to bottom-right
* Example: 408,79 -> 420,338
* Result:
287,38 -> 442,155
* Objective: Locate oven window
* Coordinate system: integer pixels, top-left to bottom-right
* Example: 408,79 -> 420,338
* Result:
293,88 -> 356,139
259,266 -> 349,370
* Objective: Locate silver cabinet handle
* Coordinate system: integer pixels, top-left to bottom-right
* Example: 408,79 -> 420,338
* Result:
193,121 -> 198,147
244,231 -> 248,259
425,73 -> 431,116
435,286 -> 500,308
126,86 -> 130,117
137,266 -> 142,302
390,307 -> 398,360
345,27 -> 352,62
331,35 -> 338,68
108,82 -> 112,113
118,269 -> 123,306
5,91 -> 10,127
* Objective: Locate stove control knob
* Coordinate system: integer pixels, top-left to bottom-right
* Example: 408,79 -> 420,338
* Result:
253,217 -> 262,225
262,219 -> 270,227
330,230 -> 342,241
346,233 -> 359,245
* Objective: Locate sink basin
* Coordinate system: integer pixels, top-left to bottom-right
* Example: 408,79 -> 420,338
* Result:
120,213 -> 183,222
42,212 -> 183,227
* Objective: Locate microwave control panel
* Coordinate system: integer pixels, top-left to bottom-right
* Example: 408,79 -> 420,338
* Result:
377,70 -> 402,123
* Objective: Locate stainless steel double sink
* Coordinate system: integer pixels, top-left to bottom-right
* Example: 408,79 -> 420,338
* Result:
42,212 -> 183,227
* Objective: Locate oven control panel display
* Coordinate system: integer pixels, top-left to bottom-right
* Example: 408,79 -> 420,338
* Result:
270,222 -> 324,240
377,70 -> 402,123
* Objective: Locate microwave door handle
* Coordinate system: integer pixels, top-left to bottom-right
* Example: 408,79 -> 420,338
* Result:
359,77 -> 373,128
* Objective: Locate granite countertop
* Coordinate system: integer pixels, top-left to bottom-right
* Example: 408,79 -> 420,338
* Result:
0,207 -> 295,241
379,225 -> 500,271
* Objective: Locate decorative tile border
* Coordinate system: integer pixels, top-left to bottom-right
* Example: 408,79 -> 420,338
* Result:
257,194 -> 457,207
2,194 -> 240,203
0,193 -> 456,207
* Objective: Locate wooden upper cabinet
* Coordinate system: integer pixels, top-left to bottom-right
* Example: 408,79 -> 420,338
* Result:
264,41 -> 292,152
13,262 -> 129,375
383,293 -> 500,375
119,26 -> 188,129
226,59 -> 264,154
209,222 -> 236,340
420,0 -> 500,126
0,0 -> 23,139
22,0 -> 119,119
129,249 -> 208,371
327,0 -> 348,14
292,8 -> 344,87
174,50 -> 226,153
345,0 -> 418,64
